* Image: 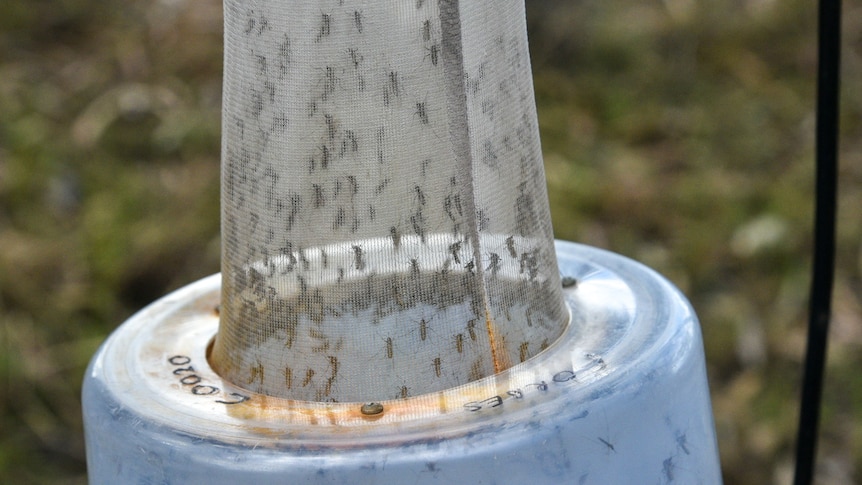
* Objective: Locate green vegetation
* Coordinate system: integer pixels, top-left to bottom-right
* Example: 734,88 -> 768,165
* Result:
1,1 -> 861,483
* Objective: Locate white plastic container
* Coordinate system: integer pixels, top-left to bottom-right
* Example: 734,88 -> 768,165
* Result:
83,241 -> 722,484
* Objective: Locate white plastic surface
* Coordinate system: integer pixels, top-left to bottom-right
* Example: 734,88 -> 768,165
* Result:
83,241 -> 723,484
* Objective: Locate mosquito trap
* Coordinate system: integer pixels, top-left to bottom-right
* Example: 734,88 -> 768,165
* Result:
82,1 -> 723,483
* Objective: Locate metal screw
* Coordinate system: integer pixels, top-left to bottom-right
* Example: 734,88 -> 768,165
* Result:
361,402 -> 384,415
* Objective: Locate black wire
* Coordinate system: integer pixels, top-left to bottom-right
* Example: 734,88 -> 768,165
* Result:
793,0 -> 841,482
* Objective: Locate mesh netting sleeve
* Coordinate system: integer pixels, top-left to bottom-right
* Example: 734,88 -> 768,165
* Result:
211,0 -> 570,402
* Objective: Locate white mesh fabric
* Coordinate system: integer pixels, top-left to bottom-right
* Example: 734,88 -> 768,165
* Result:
212,0 -> 569,402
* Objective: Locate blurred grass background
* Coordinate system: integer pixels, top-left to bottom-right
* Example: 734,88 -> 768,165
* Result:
1,0 -> 861,483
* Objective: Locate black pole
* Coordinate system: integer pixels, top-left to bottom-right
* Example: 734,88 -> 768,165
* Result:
793,0 -> 840,482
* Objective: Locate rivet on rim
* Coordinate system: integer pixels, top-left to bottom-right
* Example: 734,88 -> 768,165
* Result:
561,276 -> 578,288
360,402 -> 384,415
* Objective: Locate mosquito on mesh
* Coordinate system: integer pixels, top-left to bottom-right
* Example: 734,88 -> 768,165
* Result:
415,101 -> 430,125
315,13 -> 331,42
353,10 -> 363,33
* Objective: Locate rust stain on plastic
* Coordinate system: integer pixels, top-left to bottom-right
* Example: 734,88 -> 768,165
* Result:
221,384 -> 496,430
484,309 -> 510,373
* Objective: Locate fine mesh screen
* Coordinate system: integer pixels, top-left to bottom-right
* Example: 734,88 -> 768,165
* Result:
211,0 -> 570,402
